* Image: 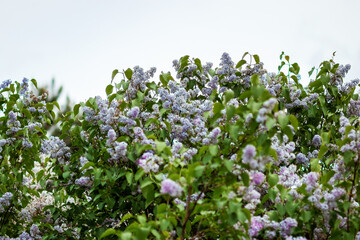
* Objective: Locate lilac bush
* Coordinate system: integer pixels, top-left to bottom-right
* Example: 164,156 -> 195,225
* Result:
1,52 -> 360,239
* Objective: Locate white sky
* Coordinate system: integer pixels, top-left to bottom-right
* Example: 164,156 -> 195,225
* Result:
1,0 -> 360,104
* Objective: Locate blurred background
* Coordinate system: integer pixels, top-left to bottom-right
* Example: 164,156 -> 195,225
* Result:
1,0 -> 359,104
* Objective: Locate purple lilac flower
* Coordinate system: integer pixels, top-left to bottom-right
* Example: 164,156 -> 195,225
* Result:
242,145 -> 256,164
75,176 -> 92,187
296,153 -> 309,165
107,129 -> 117,145
19,78 -> 29,96
133,127 -> 145,139
312,135 -> 322,147
208,127 -> 221,138
28,107 -> 36,112
79,156 -> 89,168
160,179 -> 183,197
174,198 -> 187,207
0,79 -> 12,89
251,172 -> 265,185
127,106 -> 140,119
0,139 -> 7,147
249,216 -> 264,237
19,231 -> 33,240
30,224 -> 41,238
22,139 -> 33,148
331,188 -> 346,199
172,141 -> 183,153
280,217 -> 298,235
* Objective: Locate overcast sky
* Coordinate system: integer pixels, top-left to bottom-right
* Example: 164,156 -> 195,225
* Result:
1,0 -> 359,104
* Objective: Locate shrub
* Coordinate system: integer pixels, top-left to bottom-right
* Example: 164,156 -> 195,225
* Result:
1,52 -> 360,239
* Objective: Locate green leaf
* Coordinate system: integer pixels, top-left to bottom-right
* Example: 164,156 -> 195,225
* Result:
120,213 -> 134,225
135,169 -> 145,181
308,66 -> 315,77
224,160 -> 233,172
125,68 -> 133,80
155,141 -> 166,152
140,178 -> 153,189
285,200 -> 297,217
194,58 -> 203,72
268,174 -> 279,188
278,115 -> 289,129
226,105 -> 235,120
290,63 -> 300,75
321,132 -> 330,145
160,72 -> 173,86
288,115 -> 298,132
194,165 -> 206,177
251,74 -> 260,86
99,229 -> 116,239
225,90 -> 234,102
73,104 -> 80,116
343,151 -> 354,166
317,145 -> 329,159
213,102 -> 224,115
62,171 -> 71,179
266,118 -> 276,130
126,172 -> 133,185
22,108 -> 32,119
31,79 -> 38,89
318,95 -> 327,115
209,145 -> 218,156
112,69 -> 119,81
236,59 -> 247,69
229,125 -> 239,141
106,84 -> 114,96
240,172 -> 249,187
46,102 -> 54,112
253,54 -> 260,64
310,158 -> 321,172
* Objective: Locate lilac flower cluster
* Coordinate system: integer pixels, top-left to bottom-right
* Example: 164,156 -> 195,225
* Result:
237,214 -> 299,239
160,178 -> 183,197
0,192 -> 13,213
0,79 -> 12,90
174,192 -> 204,207
271,135 -> 296,165
126,66 -> 156,99
74,176 -> 93,188
41,136 -> 71,164
138,151 -> 163,173
256,98 -> 278,123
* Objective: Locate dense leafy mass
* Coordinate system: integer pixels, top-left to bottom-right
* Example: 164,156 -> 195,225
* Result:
1,52 -> 360,239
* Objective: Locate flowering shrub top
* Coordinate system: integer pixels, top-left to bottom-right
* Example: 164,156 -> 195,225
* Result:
1,52 -> 360,240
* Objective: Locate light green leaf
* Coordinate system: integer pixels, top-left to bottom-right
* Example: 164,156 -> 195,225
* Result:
99,229 -> 116,239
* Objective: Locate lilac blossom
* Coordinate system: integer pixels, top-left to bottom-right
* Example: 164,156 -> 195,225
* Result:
242,145 -> 256,164
160,179 -> 183,197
